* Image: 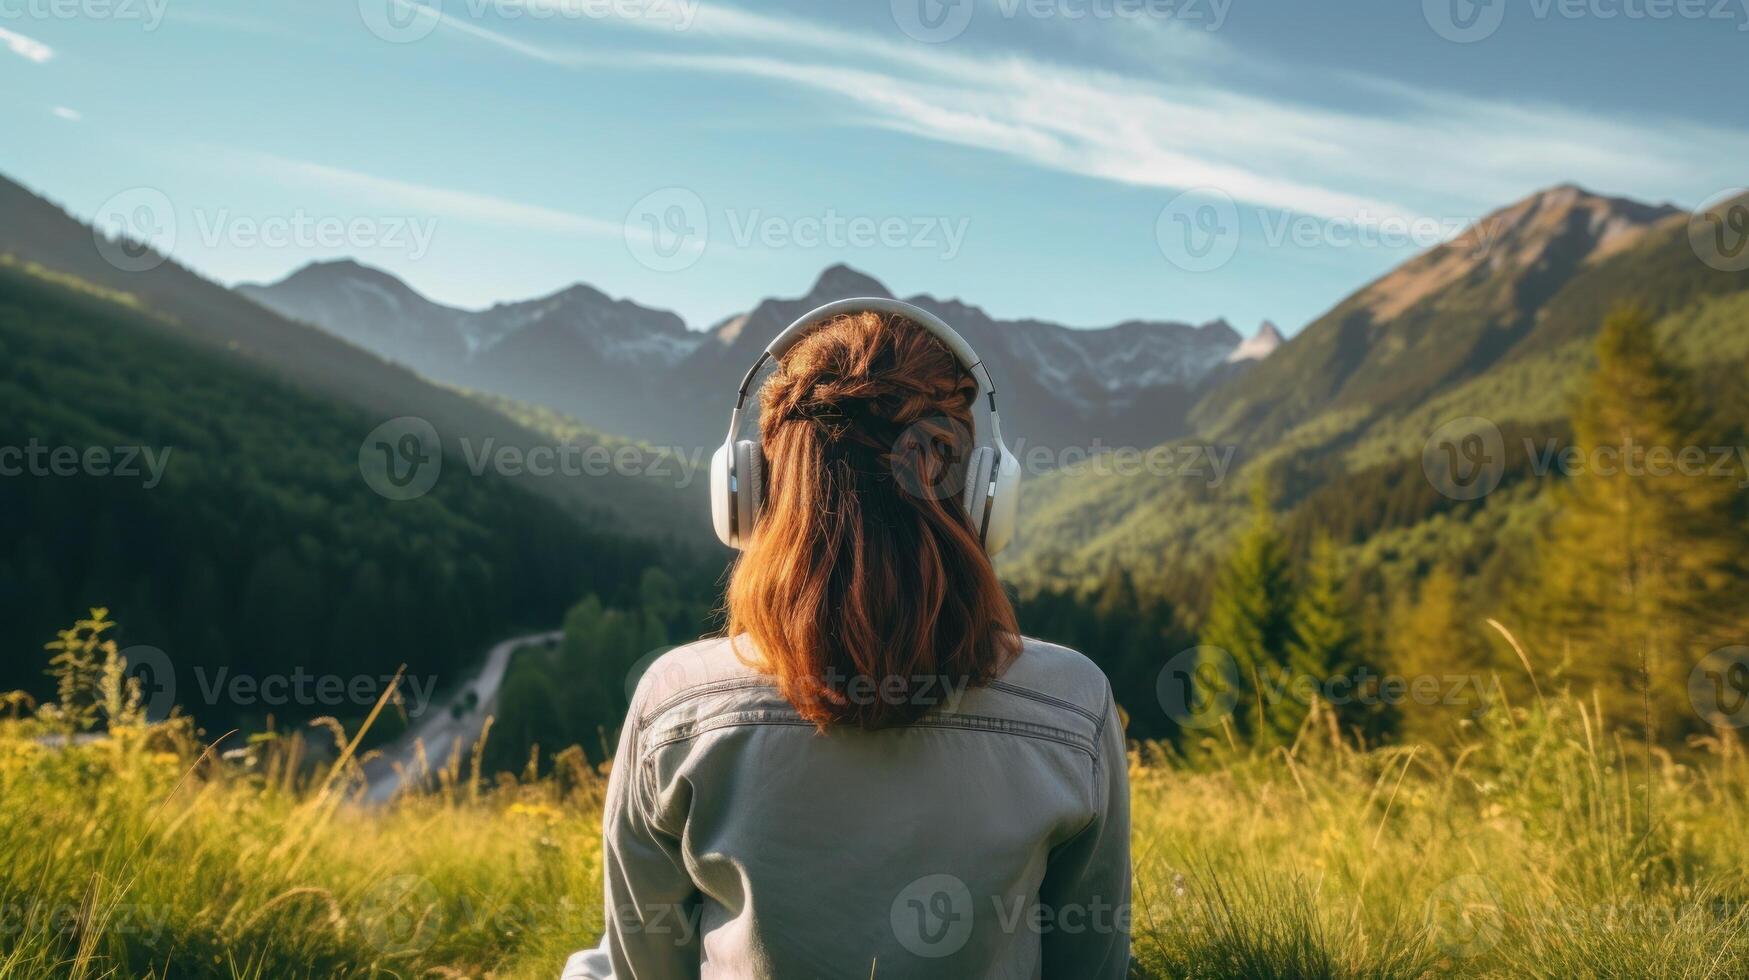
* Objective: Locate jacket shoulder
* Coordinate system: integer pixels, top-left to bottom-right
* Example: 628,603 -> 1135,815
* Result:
994,636 -> 1115,722
628,636 -> 770,719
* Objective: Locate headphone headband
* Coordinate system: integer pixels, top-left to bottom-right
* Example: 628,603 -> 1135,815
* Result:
730,298 -> 1001,432
765,297 -> 985,373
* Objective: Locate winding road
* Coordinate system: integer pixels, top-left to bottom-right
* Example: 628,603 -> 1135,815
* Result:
360,630 -> 561,803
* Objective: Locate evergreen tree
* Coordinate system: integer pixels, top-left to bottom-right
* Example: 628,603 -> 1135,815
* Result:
1198,482 -> 1296,744
1382,565 -> 1495,743
1530,307 -> 1746,740
1286,536 -> 1361,737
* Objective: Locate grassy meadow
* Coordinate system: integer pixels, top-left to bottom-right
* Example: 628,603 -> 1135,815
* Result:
3,614 -> 1747,979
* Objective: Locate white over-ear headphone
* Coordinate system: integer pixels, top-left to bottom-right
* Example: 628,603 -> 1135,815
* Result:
709,297 -> 1022,554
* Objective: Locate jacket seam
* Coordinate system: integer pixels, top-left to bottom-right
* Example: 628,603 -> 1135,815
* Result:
642,710 -> 1097,760
988,679 -> 1103,726
644,715 -> 815,752
1091,686 -> 1112,782
638,676 -> 776,733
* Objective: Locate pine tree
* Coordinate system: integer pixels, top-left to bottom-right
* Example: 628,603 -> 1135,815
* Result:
1530,307 -> 1747,740
1198,482 -> 1296,745
1285,536 -> 1360,737
1387,565 -> 1492,744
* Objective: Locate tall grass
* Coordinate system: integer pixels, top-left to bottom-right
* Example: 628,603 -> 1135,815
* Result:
2,614 -> 1745,978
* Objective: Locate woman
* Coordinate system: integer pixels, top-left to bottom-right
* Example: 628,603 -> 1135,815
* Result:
565,300 -> 1130,979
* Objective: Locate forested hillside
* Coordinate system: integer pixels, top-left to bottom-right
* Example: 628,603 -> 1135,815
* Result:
990,188 -> 1749,750
0,261 -> 715,733
0,175 -> 704,538
1005,188 -> 1749,596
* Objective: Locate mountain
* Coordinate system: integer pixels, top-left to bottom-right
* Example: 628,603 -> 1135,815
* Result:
1189,184 -> 1685,448
1005,183 -> 1749,591
235,259 -> 479,376
239,262 -> 704,441
241,261 -> 1247,452
1228,321 -> 1283,362
0,174 -> 698,538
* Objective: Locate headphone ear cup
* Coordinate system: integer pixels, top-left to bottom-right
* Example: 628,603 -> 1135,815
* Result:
962,445 -> 997,544
709,440 -> 736,548
734,439 -> 765,545
981,446 -> 1022,556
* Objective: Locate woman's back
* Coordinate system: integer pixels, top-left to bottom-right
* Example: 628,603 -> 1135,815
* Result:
566,301 -> 1131,977
565,635 -> 1129,979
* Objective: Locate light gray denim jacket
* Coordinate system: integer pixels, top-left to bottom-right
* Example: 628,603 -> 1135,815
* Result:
562,635 -> 1131,980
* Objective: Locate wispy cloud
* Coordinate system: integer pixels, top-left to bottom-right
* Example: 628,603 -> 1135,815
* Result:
52,106 -> 82,122
426,2 -> 1749,222
0,26 -> 54,63
239,152 -> 624,236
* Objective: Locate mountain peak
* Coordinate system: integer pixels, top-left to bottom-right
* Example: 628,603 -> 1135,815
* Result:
807,263 -> 891,301
1227,320 -> 1283,362
1521,182 -> 1678,225
1355,184 -> 1682,322
277,257 -> 401,286
540,281 -> 612,307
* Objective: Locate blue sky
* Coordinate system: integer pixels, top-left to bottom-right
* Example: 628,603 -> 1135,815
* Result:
3,0 -> 1745,334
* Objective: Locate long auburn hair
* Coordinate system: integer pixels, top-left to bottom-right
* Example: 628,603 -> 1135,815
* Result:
727,310 -> 1021,730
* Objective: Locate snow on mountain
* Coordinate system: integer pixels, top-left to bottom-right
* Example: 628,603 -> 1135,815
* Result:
1227,321 -> 1284,362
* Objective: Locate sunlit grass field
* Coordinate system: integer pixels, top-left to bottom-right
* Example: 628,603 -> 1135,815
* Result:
3,617 -> 1746,979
